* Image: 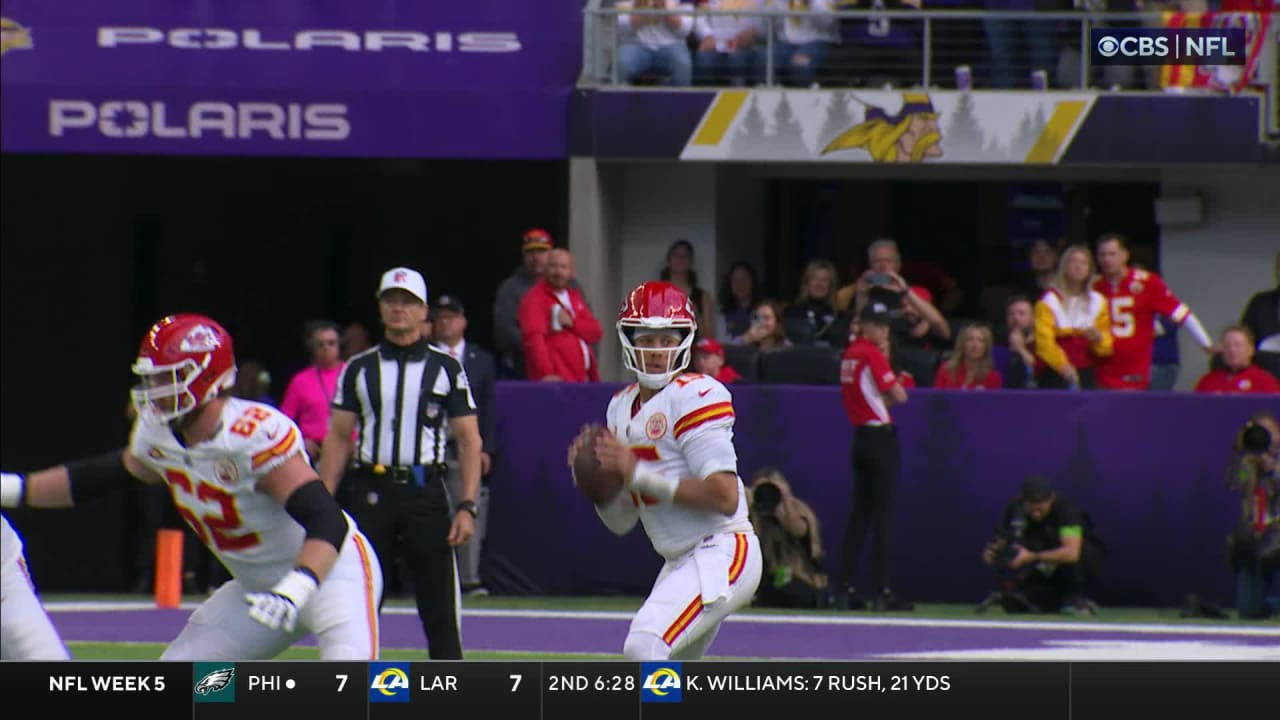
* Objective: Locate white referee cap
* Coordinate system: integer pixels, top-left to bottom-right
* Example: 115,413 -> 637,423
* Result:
378,267 -> 428,304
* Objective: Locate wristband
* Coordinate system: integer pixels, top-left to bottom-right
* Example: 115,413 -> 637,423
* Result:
630,471 -> 679,505
1,473 -> 25,508
272,567 -> 319,606
456,500 -> 479,519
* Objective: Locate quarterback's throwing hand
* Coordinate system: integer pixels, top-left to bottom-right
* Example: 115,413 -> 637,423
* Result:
245,568 -> 318,633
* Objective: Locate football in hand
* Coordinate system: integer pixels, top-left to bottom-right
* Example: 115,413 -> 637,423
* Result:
572,426 -> 625,506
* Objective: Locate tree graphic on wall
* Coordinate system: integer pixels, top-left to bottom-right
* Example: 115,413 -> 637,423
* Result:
817,91 -> 857,153
943,91 -> 986,162
768,92 -> 809,159
1008,109 -> 1046,162
731,94 -> 769,158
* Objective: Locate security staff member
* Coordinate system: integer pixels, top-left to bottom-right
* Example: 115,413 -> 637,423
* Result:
836,306 -> 912,611
318,267 -> 482,660
430,294 -> 498,596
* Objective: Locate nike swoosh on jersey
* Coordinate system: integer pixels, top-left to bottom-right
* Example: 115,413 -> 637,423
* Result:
264,429 -> 279,440
698,388 -> 712,397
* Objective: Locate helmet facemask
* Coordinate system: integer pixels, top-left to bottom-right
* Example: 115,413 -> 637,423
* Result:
130,355 -> 234,423
618,323 -> 695,390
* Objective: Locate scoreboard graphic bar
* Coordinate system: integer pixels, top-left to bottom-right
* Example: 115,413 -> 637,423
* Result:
3,661 -> 1276,719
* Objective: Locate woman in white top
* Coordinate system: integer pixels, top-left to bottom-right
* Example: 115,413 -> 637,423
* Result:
694,0 -> 767,86
769,0 -> 841,87
616,1 -> 695,86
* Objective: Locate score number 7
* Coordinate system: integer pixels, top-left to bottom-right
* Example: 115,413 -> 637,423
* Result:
510,674 -> 522,692
336,674 -> 347,692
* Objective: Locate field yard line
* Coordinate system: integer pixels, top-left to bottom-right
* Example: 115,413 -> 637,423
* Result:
45,601 -> 1280,637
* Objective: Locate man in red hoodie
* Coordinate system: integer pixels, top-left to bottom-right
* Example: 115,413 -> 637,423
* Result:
518,249 -> 603,382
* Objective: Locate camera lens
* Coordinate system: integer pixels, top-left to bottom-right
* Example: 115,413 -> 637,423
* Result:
752,482 -> 782,513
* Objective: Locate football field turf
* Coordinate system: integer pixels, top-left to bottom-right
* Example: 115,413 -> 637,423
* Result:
44,594 -> 1280,661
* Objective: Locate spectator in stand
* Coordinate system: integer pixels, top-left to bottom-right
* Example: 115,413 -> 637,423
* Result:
1021,239 -> 1060,303
495,229 -> 568,379
693,0 -> 766,86
783,259 -> 845,346
934,324 -> 1003,389
693,337 -> 743,383
280,320 -> 345,461
718,261 -> 763,342
836,0 -> 923,88
893,283 -> 952,353
733,299 -> 792,350
1193,326 -> 1280,394
616,0 -> 695,86
1240,252 -> 1280,379
1033,244 -> 1113,389
837,238 -> 908,317
340,320 -> 372,361
983,1 -> 1060,89
518,249 -> 604,382
768,0 -> 841,87
994,295 -> 1037,388
660,239 -> 718,339
1093,233 -> 1215,391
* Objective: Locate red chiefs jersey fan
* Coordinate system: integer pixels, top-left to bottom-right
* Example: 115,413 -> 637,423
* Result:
131,314 -> 238,422
617,281 -> 699,389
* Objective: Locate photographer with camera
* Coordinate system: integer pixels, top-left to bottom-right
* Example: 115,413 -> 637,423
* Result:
981,475 -> 1104,615
1226,412 -> 1280,619
747,469 -> 831,609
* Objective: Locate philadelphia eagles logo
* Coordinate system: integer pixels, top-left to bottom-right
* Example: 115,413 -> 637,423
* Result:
195,668 -> 234,695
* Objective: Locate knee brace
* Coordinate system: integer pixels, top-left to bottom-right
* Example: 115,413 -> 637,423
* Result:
622,632 -> 671,662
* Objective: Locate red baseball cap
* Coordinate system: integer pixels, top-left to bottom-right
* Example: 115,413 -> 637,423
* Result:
909,285 -> 933,304
694,338 -> 724,356
522,228 -> 552,252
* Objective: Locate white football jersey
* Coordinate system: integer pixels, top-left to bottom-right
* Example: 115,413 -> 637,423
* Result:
1,514 -> 21,568
605,373 -> 753,559
129,397 -> 348,591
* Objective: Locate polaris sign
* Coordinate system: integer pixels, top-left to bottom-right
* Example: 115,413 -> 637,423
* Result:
97,27 -> 521,53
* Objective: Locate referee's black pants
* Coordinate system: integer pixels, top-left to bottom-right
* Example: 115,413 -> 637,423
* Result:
838,424 -> 900,593
343,469 -> 463,659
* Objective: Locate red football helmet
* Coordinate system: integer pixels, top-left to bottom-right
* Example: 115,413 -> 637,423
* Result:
617,281 -> 697,389
130,314 -> 237,422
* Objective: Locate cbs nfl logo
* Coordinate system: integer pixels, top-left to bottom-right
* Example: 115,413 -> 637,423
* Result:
641,662 -> 683,703
368,662 -> 411,703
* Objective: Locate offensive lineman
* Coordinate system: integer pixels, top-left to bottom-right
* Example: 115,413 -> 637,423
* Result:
0,314 -> 382,660
0,513 -> 71,660
568,282 -> 762,661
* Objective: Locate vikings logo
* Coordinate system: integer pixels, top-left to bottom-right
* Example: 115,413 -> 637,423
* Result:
821,93 -> 943,163
0,17 -> 33,57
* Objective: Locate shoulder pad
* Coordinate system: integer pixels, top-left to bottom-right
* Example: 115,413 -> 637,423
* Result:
227,403 -> 302,472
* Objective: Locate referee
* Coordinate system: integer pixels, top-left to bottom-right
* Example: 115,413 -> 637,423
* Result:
836,306 -> 912,612
319,266 -> 482,659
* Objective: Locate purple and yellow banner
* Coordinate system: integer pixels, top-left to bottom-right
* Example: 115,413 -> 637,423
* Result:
574,88 -> 1280,165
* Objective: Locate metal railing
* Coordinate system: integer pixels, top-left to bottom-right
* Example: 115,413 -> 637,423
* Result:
583,1 -> 1278,95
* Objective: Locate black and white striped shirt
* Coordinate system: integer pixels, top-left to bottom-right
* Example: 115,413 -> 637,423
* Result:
332,339 -> 476,467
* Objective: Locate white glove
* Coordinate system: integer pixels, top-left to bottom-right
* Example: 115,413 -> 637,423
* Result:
1,473 -> 25,508
245,568 -> 318,633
